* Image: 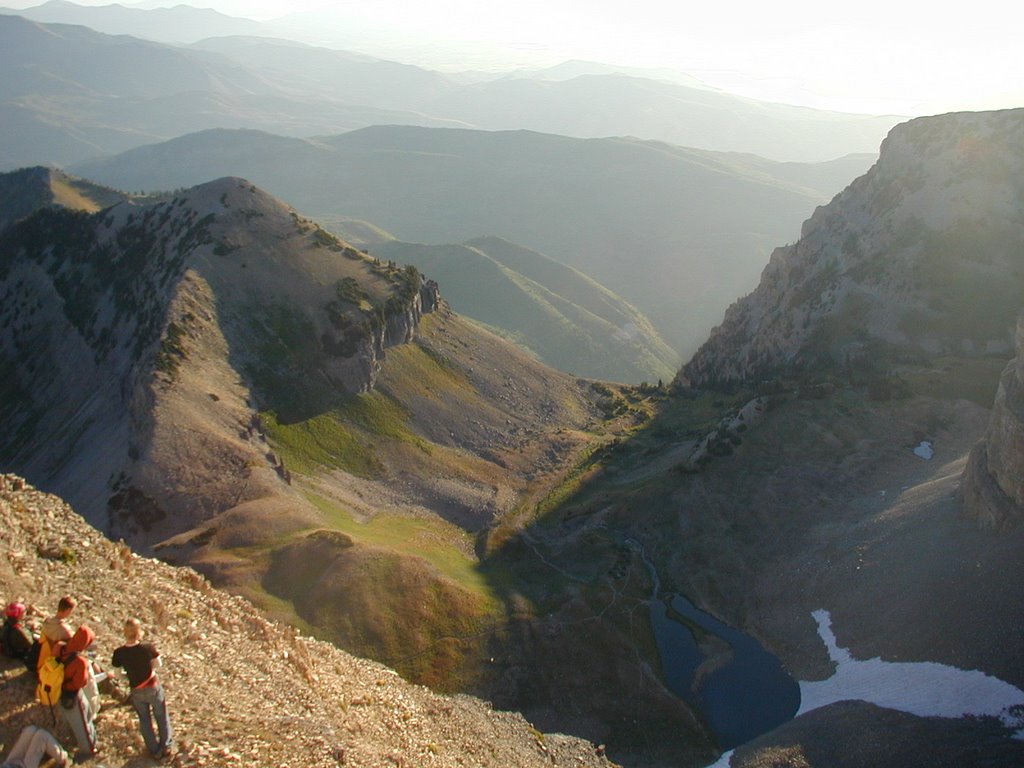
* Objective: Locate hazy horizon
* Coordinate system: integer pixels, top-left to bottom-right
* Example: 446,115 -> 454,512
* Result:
3,0 -> 1022,117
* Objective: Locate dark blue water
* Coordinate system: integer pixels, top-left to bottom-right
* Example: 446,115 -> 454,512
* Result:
650,594 -> 801,749
634,543 -> 801,750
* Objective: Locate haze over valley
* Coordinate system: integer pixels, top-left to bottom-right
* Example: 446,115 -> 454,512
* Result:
1,3 -> 1023,768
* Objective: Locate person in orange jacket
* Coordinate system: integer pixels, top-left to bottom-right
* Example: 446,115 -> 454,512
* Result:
57,625 -> 99,759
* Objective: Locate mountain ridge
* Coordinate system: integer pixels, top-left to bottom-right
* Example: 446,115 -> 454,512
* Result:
0,12 -> 899,172
682,109 -> 1024,388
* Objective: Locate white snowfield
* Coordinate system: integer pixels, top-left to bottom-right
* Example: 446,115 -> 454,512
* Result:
706,608 -> 1024,767
800,609 -> 1024,732
913,440 -> 934,460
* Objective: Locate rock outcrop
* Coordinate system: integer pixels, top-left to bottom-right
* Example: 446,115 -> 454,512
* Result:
0,474 -> 617,768
962,314 -> 1024,528
682,109 -> 1024,388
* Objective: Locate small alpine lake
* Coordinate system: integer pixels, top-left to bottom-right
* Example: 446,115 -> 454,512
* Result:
633,542 -> 801,750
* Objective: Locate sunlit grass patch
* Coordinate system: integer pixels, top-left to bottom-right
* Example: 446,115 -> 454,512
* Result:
378,335 -> 475,401
261,388 -> 432,478
261,409 -> 382,477
50,177 -> 103,213
304,492 -> 497,607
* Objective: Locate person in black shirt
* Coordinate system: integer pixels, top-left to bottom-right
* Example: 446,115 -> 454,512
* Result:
111,619 -> 174,759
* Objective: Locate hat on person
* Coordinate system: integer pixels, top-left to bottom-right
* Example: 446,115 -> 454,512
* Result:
5,602 -> 25,619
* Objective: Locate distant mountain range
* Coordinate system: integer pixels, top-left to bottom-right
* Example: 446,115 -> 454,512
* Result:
2,0 -> 265,41
0,7 -> 900,170
0,14 -> 465,169
73,125 -> 875,361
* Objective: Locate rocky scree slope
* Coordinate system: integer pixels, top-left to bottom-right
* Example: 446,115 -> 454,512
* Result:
0,474 -> 616,768
682,108 -> 1024,387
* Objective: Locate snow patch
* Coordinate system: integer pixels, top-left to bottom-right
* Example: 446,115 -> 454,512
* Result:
913,441 -> 934,460
705,749 -> 734,767
800,610 -> 1024,734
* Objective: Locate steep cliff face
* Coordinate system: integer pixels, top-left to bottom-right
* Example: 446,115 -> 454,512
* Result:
682,109 -> 1024,388
0,176 -> 439,541
962,314 -> 1024,527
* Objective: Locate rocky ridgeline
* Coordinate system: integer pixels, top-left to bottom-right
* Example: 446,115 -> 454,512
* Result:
0,175 -> 441,533
0,474 -> 616,768
962,314 -> 1024,528
682,109 -> 1024,388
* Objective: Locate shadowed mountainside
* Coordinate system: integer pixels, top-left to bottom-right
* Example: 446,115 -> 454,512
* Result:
962,313 -> 1024,528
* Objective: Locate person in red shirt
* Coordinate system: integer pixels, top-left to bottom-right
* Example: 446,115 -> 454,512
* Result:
111,618 -> 174,759
57,624 -> 98,759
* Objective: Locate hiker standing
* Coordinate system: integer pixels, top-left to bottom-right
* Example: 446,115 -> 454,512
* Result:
36,596 -> 75,676
40,596 -> 75,646
0,725 -> 68,768
57,625 -> 99,759
111,618 -> 174,759
1,602 -> 34,672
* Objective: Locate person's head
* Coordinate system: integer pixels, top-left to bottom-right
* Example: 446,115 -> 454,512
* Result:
66,624 -> 95,654
56,595 -> 76,617
124,618 -> 143,643
5,602 -> 25,621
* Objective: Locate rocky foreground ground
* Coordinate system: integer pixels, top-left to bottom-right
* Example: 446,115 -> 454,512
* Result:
0,474 -> 617,768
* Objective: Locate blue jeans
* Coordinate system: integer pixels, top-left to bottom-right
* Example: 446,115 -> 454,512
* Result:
131,681 -> 173,756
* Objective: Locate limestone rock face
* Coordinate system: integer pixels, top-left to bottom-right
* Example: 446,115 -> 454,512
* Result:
682,109 -> 1024,388
963,315 -> 1024,527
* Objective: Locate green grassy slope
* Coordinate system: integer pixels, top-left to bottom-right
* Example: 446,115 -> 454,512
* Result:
373,237 -> 679,382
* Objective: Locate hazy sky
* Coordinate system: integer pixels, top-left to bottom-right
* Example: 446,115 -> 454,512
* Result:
7,0 -> 1023,115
